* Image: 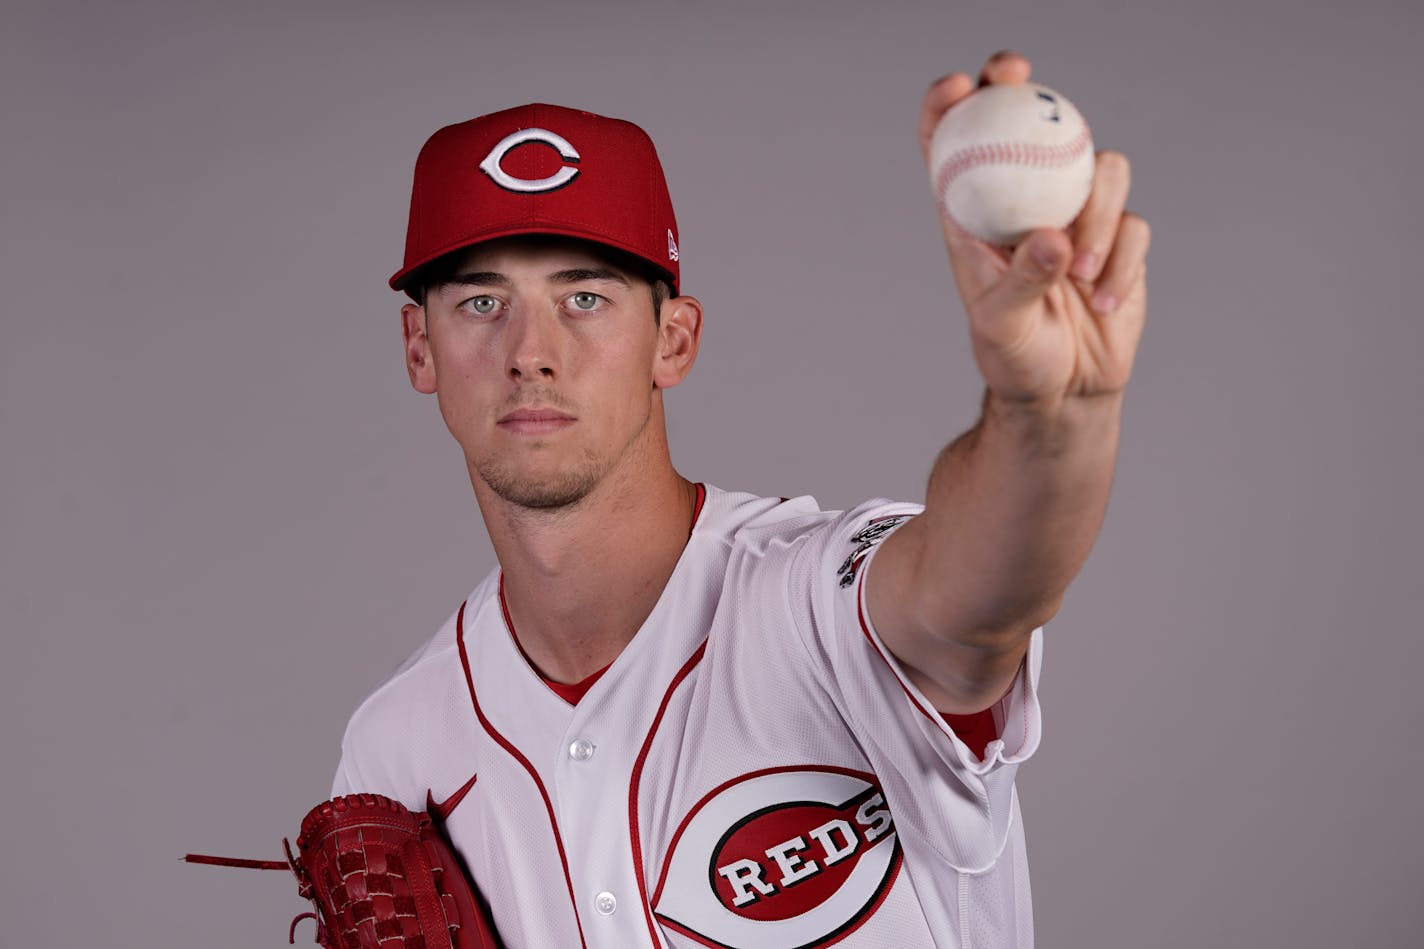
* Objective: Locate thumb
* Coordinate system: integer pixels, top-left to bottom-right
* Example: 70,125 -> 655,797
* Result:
977,229 -> 1072,316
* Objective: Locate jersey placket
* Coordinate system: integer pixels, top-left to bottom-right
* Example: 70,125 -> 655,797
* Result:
483,576 -> 682,949
552,692 -> 661,949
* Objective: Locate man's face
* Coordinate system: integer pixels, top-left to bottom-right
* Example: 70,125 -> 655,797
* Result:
404,237 -> 689,511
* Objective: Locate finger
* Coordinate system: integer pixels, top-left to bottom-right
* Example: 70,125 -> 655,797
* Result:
974,228 -> 1072,324
1085,213 -> 1151,316
977,50 -> 1032,88
1069,151 -> 1132,283
939,212 -> 1013,301
918,72 -> 976,162
919,52 -> 1033,163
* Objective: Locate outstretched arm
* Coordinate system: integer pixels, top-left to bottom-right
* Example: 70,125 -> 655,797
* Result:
868,51 -> 1151,715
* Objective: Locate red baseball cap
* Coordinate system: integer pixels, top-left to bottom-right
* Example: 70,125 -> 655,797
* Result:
390,103 -> 681,294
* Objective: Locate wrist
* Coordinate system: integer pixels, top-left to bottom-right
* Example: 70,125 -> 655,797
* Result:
984,386 -> 1123,420
979,388 -> 1124,459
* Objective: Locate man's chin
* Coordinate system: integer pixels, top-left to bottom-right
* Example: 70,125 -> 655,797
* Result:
478,464 -> 599,511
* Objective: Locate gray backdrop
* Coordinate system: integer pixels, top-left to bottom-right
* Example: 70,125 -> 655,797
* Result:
4,0 -> 1421,946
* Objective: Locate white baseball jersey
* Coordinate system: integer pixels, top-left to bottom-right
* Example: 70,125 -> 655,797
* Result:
333,484 -> 1044,948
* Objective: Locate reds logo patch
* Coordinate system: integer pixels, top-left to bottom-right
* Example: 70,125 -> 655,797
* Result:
653,767 -> 901,948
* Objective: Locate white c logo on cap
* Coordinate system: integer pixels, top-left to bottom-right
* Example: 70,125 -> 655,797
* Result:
479,128 -> 581,193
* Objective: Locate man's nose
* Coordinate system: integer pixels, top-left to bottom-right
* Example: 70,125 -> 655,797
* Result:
505,309 -> 560,380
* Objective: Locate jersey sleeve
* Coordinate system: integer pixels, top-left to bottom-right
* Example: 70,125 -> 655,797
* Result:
329,699 -> 422,806
785,499 -> 1044,873
326,601 -> 483,812
330,745 -> 365,798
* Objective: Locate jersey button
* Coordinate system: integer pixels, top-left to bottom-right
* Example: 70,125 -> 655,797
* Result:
568,738 -> 596,761
594,891 -> 617,916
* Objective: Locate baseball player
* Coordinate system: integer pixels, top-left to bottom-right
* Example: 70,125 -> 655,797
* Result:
333,50 -> 1149,948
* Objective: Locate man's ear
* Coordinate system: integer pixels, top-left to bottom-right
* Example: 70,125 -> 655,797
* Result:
652,295 -> 703,390
402,303 -> 437,394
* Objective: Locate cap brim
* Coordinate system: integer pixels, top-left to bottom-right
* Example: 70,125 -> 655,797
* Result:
389,223 -> 678,294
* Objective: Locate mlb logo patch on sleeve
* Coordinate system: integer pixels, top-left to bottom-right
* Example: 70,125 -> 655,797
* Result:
836,515 -> 912,588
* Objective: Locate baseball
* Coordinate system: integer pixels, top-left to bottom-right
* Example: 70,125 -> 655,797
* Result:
928,81 -> 1096,246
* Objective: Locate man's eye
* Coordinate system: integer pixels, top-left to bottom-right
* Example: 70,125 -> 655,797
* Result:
464,295 -> 500,315
569,292 -> 603,311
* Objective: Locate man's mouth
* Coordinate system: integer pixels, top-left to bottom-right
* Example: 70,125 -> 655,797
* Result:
498,407 -> 576,435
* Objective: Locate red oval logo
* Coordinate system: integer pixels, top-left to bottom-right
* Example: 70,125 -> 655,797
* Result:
712,785 -> 892,920
654,767 -> 900,947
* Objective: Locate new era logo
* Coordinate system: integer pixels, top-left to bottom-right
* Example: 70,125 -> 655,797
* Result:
668,229 -> 679,262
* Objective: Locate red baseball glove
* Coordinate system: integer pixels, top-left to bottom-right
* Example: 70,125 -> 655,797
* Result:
186,793 -> 499,948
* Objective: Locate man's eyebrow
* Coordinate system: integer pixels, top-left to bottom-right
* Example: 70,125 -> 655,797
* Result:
434,271 -> 512,292
432,268 -> 632,294
548,267 -> 632,287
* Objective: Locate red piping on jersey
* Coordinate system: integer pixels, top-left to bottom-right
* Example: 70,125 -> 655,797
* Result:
498,481 -> 709,701
458,481 -> 707,947
853,571 -> 1009,760
456,600 -> 590,949
628,639 -> 709,948
500,577 -> 612,706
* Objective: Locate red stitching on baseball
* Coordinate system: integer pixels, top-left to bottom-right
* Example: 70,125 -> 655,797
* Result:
934,124 -> 1092,199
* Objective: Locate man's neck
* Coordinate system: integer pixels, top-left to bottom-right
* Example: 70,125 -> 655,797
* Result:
478,465 -> 699,685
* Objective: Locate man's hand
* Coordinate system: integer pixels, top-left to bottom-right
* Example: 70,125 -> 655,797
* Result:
918,51 -> 1150,406
865,52 -> 1151,716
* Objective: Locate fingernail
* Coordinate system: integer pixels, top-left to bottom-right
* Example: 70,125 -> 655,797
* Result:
1092,289 -> 1117,314
1072,252 -> 1099,281
1033,241 -> 1059,274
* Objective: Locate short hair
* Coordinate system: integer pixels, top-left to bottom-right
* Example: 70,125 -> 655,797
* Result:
406,236 -> 672,323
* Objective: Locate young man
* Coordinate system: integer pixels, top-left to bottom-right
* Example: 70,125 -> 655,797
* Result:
333,51 -> 1149,948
